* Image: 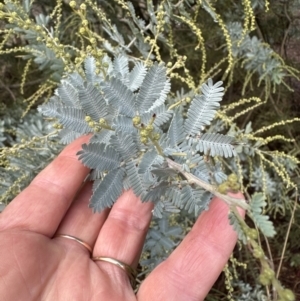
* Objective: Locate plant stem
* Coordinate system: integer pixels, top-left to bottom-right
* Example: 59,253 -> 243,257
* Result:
166,158 -> 249,210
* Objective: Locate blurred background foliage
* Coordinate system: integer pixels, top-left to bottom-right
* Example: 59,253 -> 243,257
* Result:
0,0 -> 300,299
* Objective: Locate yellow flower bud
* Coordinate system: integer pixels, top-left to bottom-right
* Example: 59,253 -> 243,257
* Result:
141,137 -> 148,144
69,1 -> 76,8
82,20 -> 88,26
99,118 -> 106,125
217,182 -> 229,194
140,130 -> 148,137
227,173 -> 238,183
145,124 -> 154,132
132,116 -> 141,125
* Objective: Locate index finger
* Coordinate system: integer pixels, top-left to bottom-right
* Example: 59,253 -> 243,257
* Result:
0,135 -> 90,237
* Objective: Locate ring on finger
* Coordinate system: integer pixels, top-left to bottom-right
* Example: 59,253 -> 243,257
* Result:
93,256 -> 137,288
54,234 -> 93,255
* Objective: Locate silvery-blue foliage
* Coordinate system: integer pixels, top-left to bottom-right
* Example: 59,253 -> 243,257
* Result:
38,55 -> 237,215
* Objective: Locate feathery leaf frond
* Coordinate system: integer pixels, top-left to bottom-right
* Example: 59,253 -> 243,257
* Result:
102,77 -> 136,117
184,79 -> 224,135
181,186 -> 210,215
77,143 -> 120,172
89,168 -> 125,212
136,63 -> 168,113
112,115 -> 137,133
78,83 -> 108,121
57,107 -> 91,134
167,111 -> 185,146
57,81 -> 79,107
127,61 -> 147,91
110,132 -> 138,161
250,193 -> 276,237
59,128 -> 81,144
38,96 -> 61,118
139,150 -> 164,184
112,55 -> 129,84
192,133 -> 236,157
126,160 -> 146,198
84,56 -> 98,84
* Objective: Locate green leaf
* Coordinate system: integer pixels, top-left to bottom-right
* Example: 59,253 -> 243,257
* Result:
181,185 -> 210,215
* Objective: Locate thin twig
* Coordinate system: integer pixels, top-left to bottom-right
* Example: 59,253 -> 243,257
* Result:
0,78 -> 16,101
166,158 -> 249,210
276,191 -> 298,278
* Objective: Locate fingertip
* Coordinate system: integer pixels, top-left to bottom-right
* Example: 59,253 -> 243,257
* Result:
60,134 -> 92,157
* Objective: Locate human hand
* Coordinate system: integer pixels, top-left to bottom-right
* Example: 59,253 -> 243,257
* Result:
0,136 -> 244,301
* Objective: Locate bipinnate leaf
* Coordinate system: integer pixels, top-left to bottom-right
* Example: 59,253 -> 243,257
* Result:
59,128 -> 81,144
57,107 -> 91,134
250,193 -> 276,237
127,61 -> 147,91
126,160 -> 146,198
102,77 -> 136,117
184,79 -> 224,135
78,83 -> 108,121
68,72 -> 84,89
110,132 -> 138,161
181,185 -> 210,215
193,133 -> 236,157
57,81 -> 79,107
228,212 -> 247,244
89,168 -> 125,212
112,115 -> 137,133
136,63 -> 169,113
84,56 -> 98,84
167,111 -> 185,146
141,104 -> 172,127
38,95 -> 61,118
138,150 -> 164,184
77,142 -> 120,172
112,55 -> 129,84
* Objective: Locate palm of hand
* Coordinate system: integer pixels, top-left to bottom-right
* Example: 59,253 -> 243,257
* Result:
1,231 -> 135,300
0,136 -> 243,301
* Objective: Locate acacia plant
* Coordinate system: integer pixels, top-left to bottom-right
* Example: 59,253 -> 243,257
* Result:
0,0 -> 299,300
